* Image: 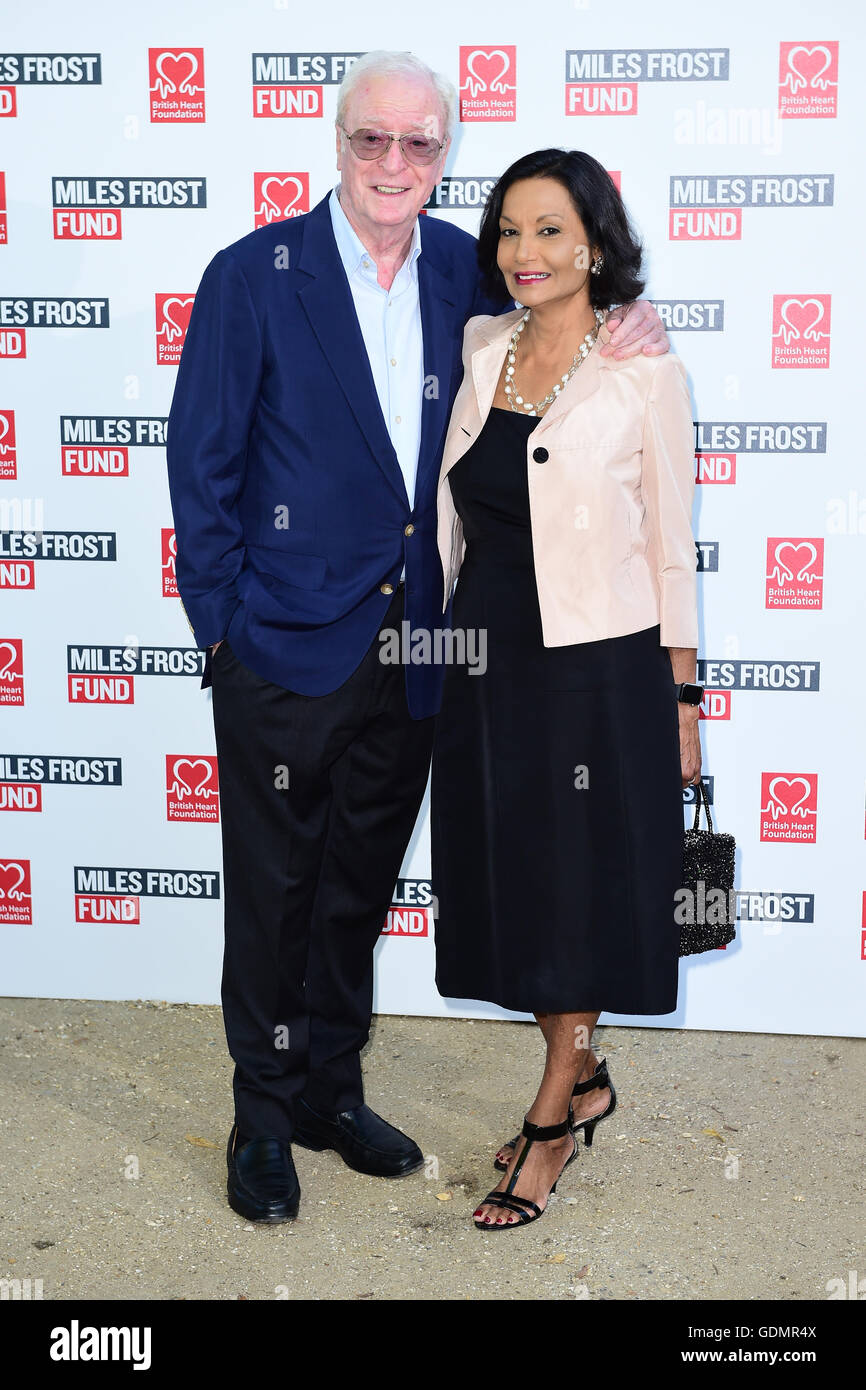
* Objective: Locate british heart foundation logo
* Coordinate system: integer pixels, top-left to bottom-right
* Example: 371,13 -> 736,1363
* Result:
772,295 -> 830,369
254,173 -> 309,227
156,293 -> 194,365
765,538 -> 824,610
778,43 -> 838,119
459,47 -> 516,121
161,528 -> 178,597
166,755 -> 219,822
0,408 -> 16,479
149,48 -> 205,122
0,858 -> 32,923
0,638 -> 24,704
760,773 -> 818,843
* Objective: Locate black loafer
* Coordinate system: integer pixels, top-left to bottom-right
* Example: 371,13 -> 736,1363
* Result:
226,1124 -> 300,1222
293,1099 -> 424,1178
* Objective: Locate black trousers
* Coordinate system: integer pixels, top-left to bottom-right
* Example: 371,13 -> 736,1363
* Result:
210,586 -> 435,1141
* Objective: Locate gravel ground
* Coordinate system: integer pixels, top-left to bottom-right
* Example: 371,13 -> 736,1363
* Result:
0,997 -> 862,1302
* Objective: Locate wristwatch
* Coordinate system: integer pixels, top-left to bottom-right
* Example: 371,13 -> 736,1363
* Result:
675,682 -> 704,706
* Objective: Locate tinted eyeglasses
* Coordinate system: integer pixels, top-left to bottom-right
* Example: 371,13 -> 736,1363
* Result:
339,126 -> 445,166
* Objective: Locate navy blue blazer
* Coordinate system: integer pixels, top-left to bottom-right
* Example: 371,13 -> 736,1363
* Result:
166,191 -> 510,719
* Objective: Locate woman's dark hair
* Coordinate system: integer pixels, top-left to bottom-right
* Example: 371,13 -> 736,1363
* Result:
477,148 -> 645,310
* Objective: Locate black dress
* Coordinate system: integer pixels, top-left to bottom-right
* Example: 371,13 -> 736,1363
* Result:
430,406 -> 685,1015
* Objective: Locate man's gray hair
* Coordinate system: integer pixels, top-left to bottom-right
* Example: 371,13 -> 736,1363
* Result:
335,50 -> 457,144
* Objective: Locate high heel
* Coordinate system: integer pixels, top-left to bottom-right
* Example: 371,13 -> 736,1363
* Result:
492,1056 -> 616,1171
571,1056 -> 616,1147
475,1115 -> 578,1231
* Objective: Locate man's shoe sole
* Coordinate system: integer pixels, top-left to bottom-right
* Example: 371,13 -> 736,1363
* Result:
226,1181 -> 299,1223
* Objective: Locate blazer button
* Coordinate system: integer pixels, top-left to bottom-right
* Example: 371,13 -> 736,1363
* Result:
380,582 -> 394,595
404,523 -> 415,536
532,446 -> 549,463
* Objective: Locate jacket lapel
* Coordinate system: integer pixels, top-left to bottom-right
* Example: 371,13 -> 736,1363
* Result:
530,319 -> 610,437
414,225 -> 460,504
295,194 -> 408,505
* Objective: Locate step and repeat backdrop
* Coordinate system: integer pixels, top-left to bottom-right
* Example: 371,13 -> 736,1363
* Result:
1,2 -> 863,1035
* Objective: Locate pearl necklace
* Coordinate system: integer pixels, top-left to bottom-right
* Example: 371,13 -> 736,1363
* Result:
504,306 -> 605,416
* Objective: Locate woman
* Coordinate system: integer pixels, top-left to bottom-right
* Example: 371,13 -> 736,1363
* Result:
430,149 -> 703,1231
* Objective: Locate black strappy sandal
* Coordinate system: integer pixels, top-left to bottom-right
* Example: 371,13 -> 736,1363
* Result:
571,1056 -> 617,1147
475,1115 -> 578,1231
493,1057 -> 616,1172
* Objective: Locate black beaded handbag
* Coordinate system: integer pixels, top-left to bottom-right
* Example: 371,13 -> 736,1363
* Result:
678,777 -> 737,957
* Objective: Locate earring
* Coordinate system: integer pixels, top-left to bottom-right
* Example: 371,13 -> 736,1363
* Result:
590,255 -> 604,276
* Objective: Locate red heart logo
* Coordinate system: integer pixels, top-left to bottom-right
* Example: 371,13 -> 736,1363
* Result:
773,541 -> 819,583
787,45 -> 832,89
767,776 -> 813,816
0,860 -> 28,900
160,296 -> 194,343
155,51 -> 199,96
171,757 -> 216,798
260,176 -> 304,220
777,297 -> 826,344
0,641 -> 19,680
463,49 -> 513,97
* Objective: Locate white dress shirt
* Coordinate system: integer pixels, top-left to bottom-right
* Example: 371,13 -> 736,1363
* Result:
328,185 -> 425,514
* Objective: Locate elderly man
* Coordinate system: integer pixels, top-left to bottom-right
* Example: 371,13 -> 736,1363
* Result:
166,48 -> 668,1223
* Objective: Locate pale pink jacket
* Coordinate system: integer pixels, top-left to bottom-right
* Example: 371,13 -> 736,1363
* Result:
436,308 -> 699,649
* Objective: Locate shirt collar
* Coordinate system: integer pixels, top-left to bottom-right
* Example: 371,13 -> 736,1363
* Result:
328,184 -> 422,283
